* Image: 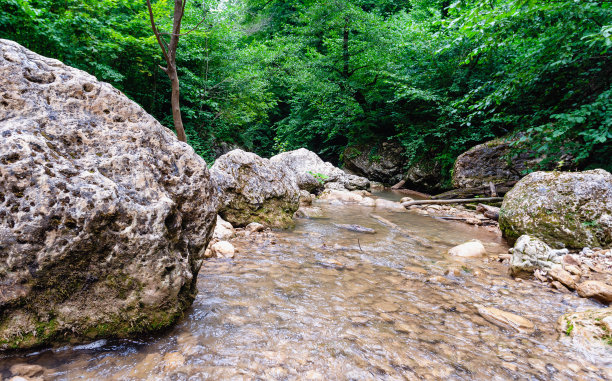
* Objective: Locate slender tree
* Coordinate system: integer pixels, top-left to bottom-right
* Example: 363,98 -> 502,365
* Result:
146,0 -> 188,142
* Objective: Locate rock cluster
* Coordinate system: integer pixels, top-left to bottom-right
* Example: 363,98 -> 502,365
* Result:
0,39 -> 218,350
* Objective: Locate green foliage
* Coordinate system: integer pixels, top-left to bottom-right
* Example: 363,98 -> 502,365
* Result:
307,171 -> 329,185
2,0 -> 610,179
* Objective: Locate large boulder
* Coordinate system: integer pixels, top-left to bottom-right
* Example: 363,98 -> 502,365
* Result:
499,170 -> 612,249
270,148 -> 346,191
211,149 -> 300,228
453,138 -> 539,189
271,148 -> 369,191
0,39 -> 218,350
343,141 -> 405,185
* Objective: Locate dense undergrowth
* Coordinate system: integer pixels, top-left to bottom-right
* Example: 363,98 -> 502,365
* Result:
1,0 -> 610,181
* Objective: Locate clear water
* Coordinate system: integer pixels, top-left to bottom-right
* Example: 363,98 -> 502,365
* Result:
1,203 -> 608,380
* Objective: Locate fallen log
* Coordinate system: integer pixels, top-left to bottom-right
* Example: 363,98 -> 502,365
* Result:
402,197 -> 504,207
477,203 -> 500,221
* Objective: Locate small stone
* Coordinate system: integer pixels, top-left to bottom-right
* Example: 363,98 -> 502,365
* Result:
210,241 -> 235,259
563,264 -> 582,277
400,197 -> 414,203
246,222 -> 265,233
404,266 -> 428,275
448,240 -> 486,258
577,281 -> 612,304
349,316 -> 370,325
548,265 -> 578,290
10,364 -> 44,378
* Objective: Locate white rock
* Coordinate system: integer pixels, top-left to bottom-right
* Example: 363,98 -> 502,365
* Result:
246,222 -> 265,233
448,240 -> 486,257
213,215 -> 235,241
210,241 -> 235,259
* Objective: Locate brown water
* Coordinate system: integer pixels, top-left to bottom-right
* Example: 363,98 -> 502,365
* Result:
1,202 -> 609,380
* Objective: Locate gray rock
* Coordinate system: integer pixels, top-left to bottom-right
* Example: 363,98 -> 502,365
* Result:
509,235 -> 568,277
0,39 -> 218,350
271,148 -> 369,191
343,142 -> 405,185
453,138 -> 539,189
499,169 -> 612,249
270,148 -> 345,191
211,149 -> 300,228
402,161 -> 443,193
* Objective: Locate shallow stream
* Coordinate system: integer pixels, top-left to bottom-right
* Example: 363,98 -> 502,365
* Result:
1,200 -> 608,380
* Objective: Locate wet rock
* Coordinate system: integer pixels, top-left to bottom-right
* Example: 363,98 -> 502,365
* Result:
453,138 -> 539,189
10,364 -> 44,378
476,305 -> 535,333
213,215 -> 235,241
509,235 -> 567,277
557,308 -> 612,366
295,206 -> 324,219
499,169 -> 612,249
359,197 -> 376,207
0,40 -> 218,350
343,141 -> 406,185
334,224 -> 376,234
548,265 -> 579,290
448,240 -> 486,258
576,281 -> 612,304
375,198 -> 405,211
246,222 -> 265,233
550,281 -> 571,293
211,149 -> 300,228
210,241 -> 235,259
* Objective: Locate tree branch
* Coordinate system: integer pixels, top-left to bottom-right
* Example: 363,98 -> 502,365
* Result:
146,0 -> 169,63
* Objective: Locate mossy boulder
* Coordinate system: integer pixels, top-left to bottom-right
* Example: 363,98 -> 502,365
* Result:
211,149 -> 300,228
0,40 -> 218,350
499,169 -> 612,249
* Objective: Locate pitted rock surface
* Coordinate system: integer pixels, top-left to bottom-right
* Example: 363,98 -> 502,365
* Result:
499,170 -> 612,249
0,39 -> 218,350
211,149 -> 300,228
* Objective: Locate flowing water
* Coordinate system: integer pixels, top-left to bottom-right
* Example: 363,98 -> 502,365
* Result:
1,201 -> 609,380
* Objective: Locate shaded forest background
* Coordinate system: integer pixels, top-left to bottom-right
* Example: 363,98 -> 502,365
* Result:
2,0 -> 611,186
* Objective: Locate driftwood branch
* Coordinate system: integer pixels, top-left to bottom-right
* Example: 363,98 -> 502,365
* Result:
402,197 -> 504,207
369,214 -> 432,248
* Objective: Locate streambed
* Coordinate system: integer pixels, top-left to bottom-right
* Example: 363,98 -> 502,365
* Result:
1,202 -> 608,380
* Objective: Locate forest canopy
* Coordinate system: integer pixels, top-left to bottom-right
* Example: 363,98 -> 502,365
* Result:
2,0 -> 611,184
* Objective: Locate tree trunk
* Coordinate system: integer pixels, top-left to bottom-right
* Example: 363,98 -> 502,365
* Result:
167,65 -> 187,142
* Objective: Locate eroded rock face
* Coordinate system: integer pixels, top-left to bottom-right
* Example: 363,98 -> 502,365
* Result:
509,235 -> 567,277
343,142 -> 405,185
499,170 -> 612,249
453,139 -> 539,189
211,149 -> 299,228
0,39 -> 218,350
